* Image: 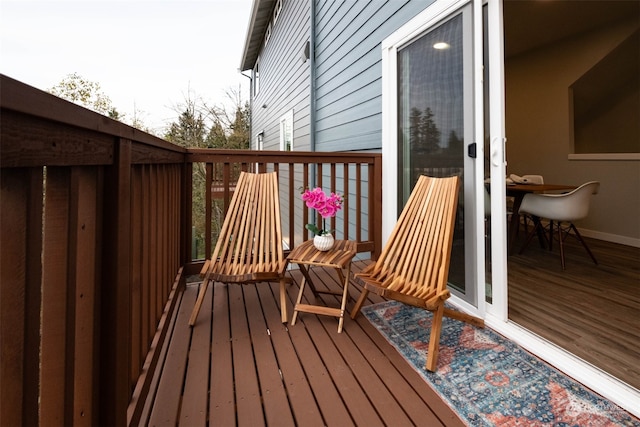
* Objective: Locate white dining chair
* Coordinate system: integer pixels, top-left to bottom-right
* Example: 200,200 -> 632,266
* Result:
518,181 -> 600,269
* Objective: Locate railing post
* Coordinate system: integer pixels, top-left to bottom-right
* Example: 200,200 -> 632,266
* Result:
100,137 -> 132,425
371,155 -> 383,259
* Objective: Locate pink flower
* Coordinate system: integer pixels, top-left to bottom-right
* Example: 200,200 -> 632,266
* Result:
300,187 -> 343,235
301,187 -> 326,210
317,193 -> 342,218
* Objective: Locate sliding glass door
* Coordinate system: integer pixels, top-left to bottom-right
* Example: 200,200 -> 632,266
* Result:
383,0 -> 486,311
397,9 -> 471,298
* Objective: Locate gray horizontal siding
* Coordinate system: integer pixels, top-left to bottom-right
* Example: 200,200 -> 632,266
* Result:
314,0 -> 432,152
252,0 -> 311,151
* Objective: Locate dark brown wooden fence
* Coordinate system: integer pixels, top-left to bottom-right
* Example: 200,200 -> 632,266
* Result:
0,74 -> 382,426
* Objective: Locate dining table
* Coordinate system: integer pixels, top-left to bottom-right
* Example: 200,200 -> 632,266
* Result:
506,183 -> 577,253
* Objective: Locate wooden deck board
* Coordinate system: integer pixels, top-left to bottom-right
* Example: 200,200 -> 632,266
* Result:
296,304 -> 385,426
179,283 -> 211,425
148,286 -> 196,425
293,266 -> 432,426
340,315 -> 449,426
137,286 -> 183,425
353,313 -> 465,427
304,261 -> 462,427
229,285 -> 266,427
209,282 -> 235,426
256,284 -> 328,427
244,284 -> 296,427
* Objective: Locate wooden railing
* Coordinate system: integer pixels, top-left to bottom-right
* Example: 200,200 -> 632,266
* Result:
0,74 -> 382,425
187,149 -> 382,261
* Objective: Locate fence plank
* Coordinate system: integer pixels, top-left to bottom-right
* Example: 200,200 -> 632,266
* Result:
100,138 -> 132,426
69,166 -> 99,425
41,168 -> 71,425
1,168 -> 28,426
130,167 -> 143,387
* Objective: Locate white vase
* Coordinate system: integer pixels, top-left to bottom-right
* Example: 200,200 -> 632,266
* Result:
313,233 -> 334,251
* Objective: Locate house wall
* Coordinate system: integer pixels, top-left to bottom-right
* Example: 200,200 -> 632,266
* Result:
313,0 -> 434,153
251,0 -> 312,151
505,17 -> 640,245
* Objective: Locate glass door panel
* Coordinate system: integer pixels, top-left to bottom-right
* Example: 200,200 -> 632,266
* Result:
396,6 -> 476,304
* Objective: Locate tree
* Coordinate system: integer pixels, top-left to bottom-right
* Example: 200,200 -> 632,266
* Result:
419,107 -> 441,153
409,106 -> 441,154
203,87 -> 250,150
164,108 -> 207,148
447,129 -> 463,155
49,72 -> 121,118
164,86 -> 251,259
48,72 -> 158,133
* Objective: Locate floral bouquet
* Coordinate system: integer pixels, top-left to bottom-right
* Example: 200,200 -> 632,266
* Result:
301,187 -> 343,236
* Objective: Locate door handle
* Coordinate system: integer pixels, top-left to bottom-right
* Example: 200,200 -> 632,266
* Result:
491,137 -> 506,167
468,142 -> 477,158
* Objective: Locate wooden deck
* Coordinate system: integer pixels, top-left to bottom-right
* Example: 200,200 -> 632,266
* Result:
135,236 -> 639,426
138,259 -> 465,426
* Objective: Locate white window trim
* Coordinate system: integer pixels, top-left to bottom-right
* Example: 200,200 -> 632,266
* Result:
255,131 -> 264,171
273,0 -> 282,25
280,109 -> 294,151
265,22 -> 272,45
254,58 -> 260,97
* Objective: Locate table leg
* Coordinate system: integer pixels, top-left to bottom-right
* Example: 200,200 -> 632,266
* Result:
291,273 -> 307,326
337,264 -> 352,333
537,217 -> 549,249
298,263 -> 320,297
509,194 -> 525,254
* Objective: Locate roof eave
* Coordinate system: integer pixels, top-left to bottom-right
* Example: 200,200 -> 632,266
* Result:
239,0 -> 276,71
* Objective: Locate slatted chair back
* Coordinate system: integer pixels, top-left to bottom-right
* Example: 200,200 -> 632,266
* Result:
207,171 -> 286,281
189,171 -> 290,326
367,175 -> 458,305
351,175 -> 484,371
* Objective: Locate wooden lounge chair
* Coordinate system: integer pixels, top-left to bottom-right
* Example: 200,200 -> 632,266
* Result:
351,175 -> 484,372
189,171 -> 291,326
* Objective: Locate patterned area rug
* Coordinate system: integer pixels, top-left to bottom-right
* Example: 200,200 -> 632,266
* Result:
362,300 -> 639,427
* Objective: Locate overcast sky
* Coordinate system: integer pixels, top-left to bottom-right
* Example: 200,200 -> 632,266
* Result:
1,0 -> 253,133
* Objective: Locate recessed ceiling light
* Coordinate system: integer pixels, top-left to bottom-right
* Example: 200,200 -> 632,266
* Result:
433,42 -> 450,50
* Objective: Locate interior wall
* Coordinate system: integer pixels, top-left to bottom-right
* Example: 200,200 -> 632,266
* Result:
505,18 -> 640,245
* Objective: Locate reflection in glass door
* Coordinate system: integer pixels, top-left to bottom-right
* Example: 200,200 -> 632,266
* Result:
482,3 -> 493,303
396,6 -> 475,303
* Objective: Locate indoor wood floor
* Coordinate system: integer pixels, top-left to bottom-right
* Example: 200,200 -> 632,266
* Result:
508,233 -> 640,390
137,260 -> 465,426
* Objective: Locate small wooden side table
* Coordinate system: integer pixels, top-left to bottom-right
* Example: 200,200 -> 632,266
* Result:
287,239 -> 357,333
